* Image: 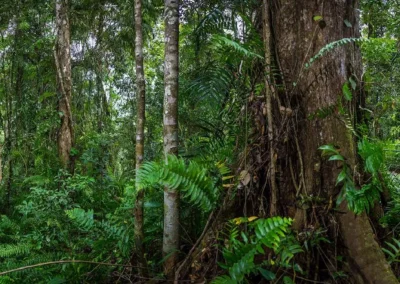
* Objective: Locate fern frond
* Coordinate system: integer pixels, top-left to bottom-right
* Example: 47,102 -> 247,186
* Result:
194,8 -> 227,37
340,112 -> 357,136
65,208 -> 94,230
0,276 -> 14,284
217,217 -> 294,282
0,215 -> 20,237
211,35 -> 263,59
252,217 -> 293,249
306,38 -> 366,68
187,65 -> 233,103
0,243 -> 32,258
382,238 -> 400,264
137,155 -> 219,211
223,244 -> 257,282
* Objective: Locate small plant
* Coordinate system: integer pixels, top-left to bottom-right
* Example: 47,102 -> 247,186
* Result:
213,216 -> 302,283
319,138 -> 384,214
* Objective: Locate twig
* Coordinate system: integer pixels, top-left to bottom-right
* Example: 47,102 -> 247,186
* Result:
174,210 -> 215,283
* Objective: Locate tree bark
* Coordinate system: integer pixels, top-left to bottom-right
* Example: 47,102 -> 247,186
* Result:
55,0 -> 73,171
270,0 -> 397,282
163,0 -> 180,279
133,0 -> 148,278
262,0 -> 278,217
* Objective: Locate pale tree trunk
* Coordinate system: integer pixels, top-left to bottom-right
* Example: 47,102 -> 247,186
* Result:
270,0 -> 397,282
262,0 -> 278,216
133,0 -> 148,277
163,0 -> 180,278
55,0 -> 73,171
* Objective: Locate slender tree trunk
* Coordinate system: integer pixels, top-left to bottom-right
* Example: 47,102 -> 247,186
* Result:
262,0 -> 278,216
163,0 -> 179,278
55,0 -> 73,171
270,0 -> 397,282
133,0 -> 148,277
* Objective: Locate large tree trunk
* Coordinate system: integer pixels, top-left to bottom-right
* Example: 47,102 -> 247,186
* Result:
163,0 -> 180,278
133,0 -> 148,277
269,0 -> 397,282
55,0 -> 73,171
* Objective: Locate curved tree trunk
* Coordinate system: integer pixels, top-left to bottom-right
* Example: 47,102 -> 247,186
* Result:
133,0 -> 148,277
270,0 -> 397,282
55,0 -> 73,171
163,0 -> 180,279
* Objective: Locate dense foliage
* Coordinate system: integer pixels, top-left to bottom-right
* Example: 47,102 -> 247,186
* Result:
0,0 -> 399,283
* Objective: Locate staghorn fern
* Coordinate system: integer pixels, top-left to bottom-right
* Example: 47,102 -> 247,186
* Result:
137,155 -> 219,211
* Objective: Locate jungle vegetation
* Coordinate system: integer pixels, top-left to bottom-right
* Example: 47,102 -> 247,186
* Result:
0,0 -> 399,283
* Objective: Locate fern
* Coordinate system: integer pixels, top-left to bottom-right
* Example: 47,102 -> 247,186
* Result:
137,155 -> 219,211
346,183 -> 381,214
194,8 -> 228,37
214,217 -> 295,283
65,208 -> 94,230
187,65 -> 233,103
382,238 -> 400,264
306,38 -> 367,69
358,139 -> 384,175
340,112 -> 357,136
0,276 -> 13,284
211,35 -> 263,59
319,143 -> 381,214
0,243 -> 32,258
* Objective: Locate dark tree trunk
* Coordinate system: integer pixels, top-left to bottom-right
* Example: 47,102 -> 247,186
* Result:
133,0 -> 148,278
269,0 -> 397,282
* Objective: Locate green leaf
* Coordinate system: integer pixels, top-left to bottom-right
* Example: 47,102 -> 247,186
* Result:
336,189 -> 346,206
313,15 -> 323,22
258,268 -> 275,280
329,154 -> 344,161
318,144 -> 338,154
344,19 -> 352,27
342,82 -> 353,101
349,77 -> 357,90
39,91 -> 56,102
336,169 -> 347,185
283,276 -> 295,284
